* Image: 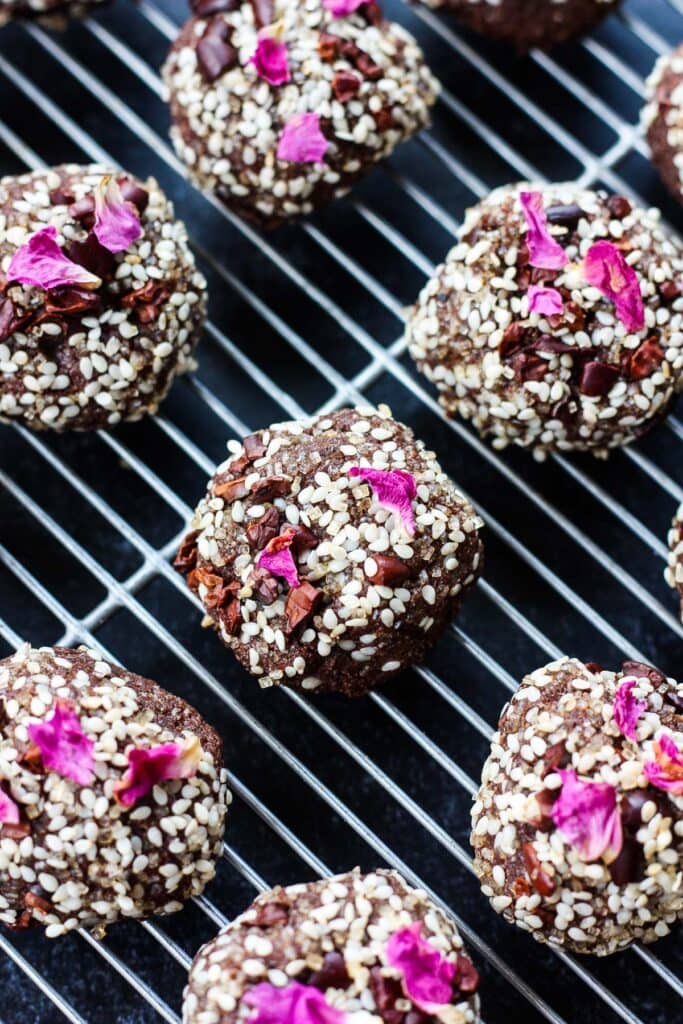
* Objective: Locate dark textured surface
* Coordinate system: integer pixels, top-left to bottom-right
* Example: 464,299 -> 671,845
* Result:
0,0 -> 681,1022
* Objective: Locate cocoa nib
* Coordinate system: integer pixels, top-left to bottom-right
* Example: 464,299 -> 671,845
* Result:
249,568 -> 280,605
578,360 -> 619,397
204,579 -> 240,612
368,969 -> 407,1024
0,296 -> 33,342
288,524 -> 318,554
120,280 -> 170,324
499,322 -> 527,359
509,350 -> 547,382
66,233 -> 116,280
309,952 -> 351,992
251,899 -> 290,927
191,0 -> 239,13
621,661 -> 666,688
197,19 -> 238,82
454,953 -> 480,995
229,431 -> 267,473
214,476 -> 250,502
118,178 -> 149,215
42,287 -> 102,320
250,0 -> 274,26
250,475 -> 291,502
606,195 -> 632,220
541,740 -> 569,777
19,742 -> 44,774
1,821 -> 31,840
49,185 -> 76,207
534,335 -> 574,354
609,835 -> 644,886
318,32 -> 340,61
367,554 -> 413,587
173,531 -> 199,575
220,597 -> 241,636
332,70 -> 361,102
626,335 -> 665,381
24,891 -> 51,914
246,507 -> 281,550
285,581 -> 322,635
545,203 -> 585,228
361,1 -> 383,27
522,842 -> 556,896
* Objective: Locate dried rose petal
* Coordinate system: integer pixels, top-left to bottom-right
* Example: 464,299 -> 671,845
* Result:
551,769 -> 622,864
613,678 -> 647,742
258,528 -> 300,589
244,982 -> 345,1024
583,240 -> 645,333
7,226 -> 101,291
643,734 -> 683,795
349,467 -> 416,536
113,736 -> 202,808
527,284 -> 564,316
249,30 -> 290,86
386,922 -> 456,1012
277,113 -> 329,165
323,0 -> 367,14
93,176 -> 143,255
27,701 -> 95,786
519,192 -> 569,271
0,786 -> 20,825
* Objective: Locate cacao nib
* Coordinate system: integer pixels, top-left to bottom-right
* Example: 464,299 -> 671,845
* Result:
534,335 -> 574,354
288,524 -> 318,554
285,581 -> 322,635
43,287 -> 102,318
197,20 -> 238,82
609,835 -> 644,885
49,186 -> 76,206
173,531 -> 199,575
621,789 -> 656,830
243,432 -> 267,461
318,32 -> 340,61
621,661 -> 666,687
659,279 -> 680,301
249,568 -> 280,605
247,508 -> 281,550
309,952 -> 351,991
606,195 -> 632,220
67,233 -> 116,280
541,740 -> 569,777
499,322 -> 527,359
454,953 -> 480,994
1,821 -> 31,840
332,70 -> 361,102
361,1 -> 383,26
367,554 -> 413,587
214,476 -> 250,502
522,842 -> 555,896
68,195 -> 95,226
221,597 -> 241,635
250,0 -> 274,27
627,336 -> 665,381
356,52 -> 382,80
545,203 -> 585,228
118,178 -> 149,215
250,475 -> 291,502
369,968 -> 404,1024
24,891 -> 51,914
192,0 -> 239,12
578,361 -> 619,397
510,350 -> 547,382
251,899 -> 290,927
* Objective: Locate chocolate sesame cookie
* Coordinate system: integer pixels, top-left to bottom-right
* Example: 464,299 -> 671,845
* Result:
407,183 -> 683,459
183,869 -> 481,1024
665,503 -> 683,619
174,406 -> 484,698
161,0 -> 439,229
0,164 -> 206,431
0,0 -> 107,25
643,45 -> 683,206
418,0 -> 620,52
471,657 -> 683,956
0,644 -> 230,937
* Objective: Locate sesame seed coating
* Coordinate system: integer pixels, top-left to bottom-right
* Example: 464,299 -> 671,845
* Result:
665,503 -> 683,621
471,657 -> 683,956
0,164 -> 207,432
407,182 -> 683,459
0,0 -> 106,25
643,45 -> 683,207
414,0 -> 620,52
0,644 -> 230,937
175,406 -> 484,698
183,869 -> 480,1024
161,0 -> 439,228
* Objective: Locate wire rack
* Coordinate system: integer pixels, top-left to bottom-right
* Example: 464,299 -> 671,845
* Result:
0,0 -> 681,1021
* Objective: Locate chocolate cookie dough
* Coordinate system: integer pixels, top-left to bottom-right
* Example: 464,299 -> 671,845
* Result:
174,406 -> 483,697
665,503 -> 683,619
0,0 -> 107,25
0,164 -> 206,431
162,0 -> 439,228
407,183 -> 683,459
418,0 -> 620,51
643,45 -> 683,206
0,644 -> 230,937
471,657 -> 683,955
183,869 -> 481,1024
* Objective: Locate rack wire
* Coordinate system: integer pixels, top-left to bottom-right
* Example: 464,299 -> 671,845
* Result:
0,0 -> 681,1020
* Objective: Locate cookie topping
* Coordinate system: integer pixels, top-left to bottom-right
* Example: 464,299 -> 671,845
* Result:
323,0 -> 368,17
92,175 -> 143,254
644,734 -> 683,794
0,786 -> 20,825
527,284 -> 563,316
613,677 -> 647,742
113,735 -> 203,807
348,466 -> 417,536
551,769 -> 622,863
7,225 -> 101,290
250,28 -> 290,85
277,112 -> 329,165
244,982 -> 345,1024
257,528 -> 300,589
583,240 -> 645,332
386,922 -> 455,1011
27,700 -> 95,786
519,190 -> 569,270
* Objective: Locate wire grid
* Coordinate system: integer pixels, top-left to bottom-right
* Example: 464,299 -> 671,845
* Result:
0,0 -> 682,1020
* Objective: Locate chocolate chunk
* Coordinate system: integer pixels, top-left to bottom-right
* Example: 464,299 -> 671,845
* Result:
579,361 -> 619,397
244,432 -> 267,461
250,475 -> 291,502
173,531 -> 199,575
221,597 -> 241,635
454,953 -> 480,994
246,507 -> 281,550
607,195 -> 632,220
522,842 -> 555,896
121,280 -> 170,325
367,554 -> 413,587
285,581 -> 322,635
66,233 -> 116,281
609,835 -> 644,885
197,20 -> 238,82
214,477 -> 250,502
620,789 -> 654,830
288,524 -> 318,554
118,178 -> 149,215
627,335 -> 665,381
545,203 -> 585,228
510,350 -> 547,382
251,900 -> 290,927
309,951 -> 352,991
332,70 -> 361,102
250,0 -> 274,27
249,568 -> 280,605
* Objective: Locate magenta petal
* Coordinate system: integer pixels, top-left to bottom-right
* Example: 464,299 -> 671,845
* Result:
27,701 -> 95,786
244,982 -> 345,1024
527,284 -> 564,316
386,922 -> 456,1011
277,113 -> 329,165
583,240 -> 645,333
7,226 -> 101,291
0,787 -> 20,825
93,176 -> 143,255
643,734 -> 683,795
349,467 -> 417,536
551,769 -> 623,864
249,32 -> 290,86
613,678 -> 647,742
323,0 -> 367,14
113,736 -> 202,807
519,191 -> 569,271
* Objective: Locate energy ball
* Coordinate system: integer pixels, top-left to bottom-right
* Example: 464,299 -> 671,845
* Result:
183,869 -> 481,1024
0,164 -> 207,432
0,0 -> 107,25
0,644 -> 230,937
643,45 -> 683,206
407,183 -> 683,459
471,657 -> 683,956
417,0 -> 620,52
174,406 -> 483,697
665,503 -> 683,619
162,0 -> 439,228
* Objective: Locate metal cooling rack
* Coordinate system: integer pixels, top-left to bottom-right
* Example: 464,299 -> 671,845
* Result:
0,0 -> 682,1021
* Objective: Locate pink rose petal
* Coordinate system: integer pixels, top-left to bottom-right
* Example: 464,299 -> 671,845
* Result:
0,787 -> 20,825
113,736 -> 202,808
277,113 -> 329,165
244,982 -> 345,1024
349,467 -> 417,536
527,284 -> 564,316
551,769 -> 623,864
386,922 -> 455,1012
93,175 -> 143,255
519,191 -> 569,271
583,240 -> 645,333
27,700 -> 95,786
323,0 -> 367,15
644,734 -> 683,795
258,528 -> 300,589
7,225 -> 101,291
249,31 -> 290,86
613,678 -> 647,742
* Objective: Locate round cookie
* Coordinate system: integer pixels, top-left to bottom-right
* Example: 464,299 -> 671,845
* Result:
161,0 -> 439,228
407,183 -> 683,459
0,164 -> 207,431
643,45 -> 683,206
183,869 -> 481,1024
417,0 -> 620,52
0,0 -> 107,25
174,406 -> 484,698
665,502 -> 683,619
0,644 -> 230,937
471,656 -> 683,955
